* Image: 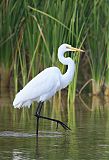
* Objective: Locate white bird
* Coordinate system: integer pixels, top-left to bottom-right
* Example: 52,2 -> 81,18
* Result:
13,43 -> 84,134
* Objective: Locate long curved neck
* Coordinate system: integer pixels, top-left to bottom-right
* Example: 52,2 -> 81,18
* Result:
58,49 -> 75,89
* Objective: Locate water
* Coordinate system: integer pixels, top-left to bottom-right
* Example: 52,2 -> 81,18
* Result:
1,90 -> 109,160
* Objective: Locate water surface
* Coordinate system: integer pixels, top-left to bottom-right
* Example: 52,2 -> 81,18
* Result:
0,90 -> 109,160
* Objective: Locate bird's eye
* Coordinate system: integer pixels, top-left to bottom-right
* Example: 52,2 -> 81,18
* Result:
66,46 -> 69,49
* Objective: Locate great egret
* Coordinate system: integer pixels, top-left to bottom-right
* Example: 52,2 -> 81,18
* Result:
13,43 -> 84,134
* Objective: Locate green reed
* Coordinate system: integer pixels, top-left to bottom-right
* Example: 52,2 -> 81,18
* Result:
86,0 -> 107,95
68,0 -> 87,102
0,0 -> 25,87
1,0 -> 109,99
104,2 -> 109,96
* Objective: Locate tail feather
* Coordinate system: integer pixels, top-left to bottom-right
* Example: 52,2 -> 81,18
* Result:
13,90 -> 32,108
13,91 -> 22,107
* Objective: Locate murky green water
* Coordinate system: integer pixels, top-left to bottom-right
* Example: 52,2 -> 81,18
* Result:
1,90 -> 109,160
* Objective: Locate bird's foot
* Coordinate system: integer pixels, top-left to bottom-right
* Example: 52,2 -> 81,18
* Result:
56,120 -> 71,130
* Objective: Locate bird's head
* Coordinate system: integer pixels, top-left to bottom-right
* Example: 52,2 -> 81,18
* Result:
58,43 -> 84,53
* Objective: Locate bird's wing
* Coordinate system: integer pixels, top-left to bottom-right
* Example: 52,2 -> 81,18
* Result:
13,67 -> 61,106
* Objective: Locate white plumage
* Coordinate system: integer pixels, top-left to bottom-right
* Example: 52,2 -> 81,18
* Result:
13,67 -> 61,108
13,44 -> 83,108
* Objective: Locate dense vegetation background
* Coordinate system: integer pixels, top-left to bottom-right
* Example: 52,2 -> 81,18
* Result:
0,0 -> 109,101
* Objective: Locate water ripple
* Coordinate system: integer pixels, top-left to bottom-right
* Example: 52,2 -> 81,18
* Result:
0,131 -> 63,138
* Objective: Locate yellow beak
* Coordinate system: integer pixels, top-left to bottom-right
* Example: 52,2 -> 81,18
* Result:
68,46 -> 84,52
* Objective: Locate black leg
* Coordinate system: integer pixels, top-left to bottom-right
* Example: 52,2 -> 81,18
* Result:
35,102 -> 43,135
56,121 -> 59,130
38,115 -> 71,130
35,101 -> 71,135
36,116 -> 39,135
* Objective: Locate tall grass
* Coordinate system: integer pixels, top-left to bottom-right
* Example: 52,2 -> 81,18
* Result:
0,0 -> 25,87
104,2 -> 109,96
86,0 -> 106,95
1,0 -> 109,99
68,0 -> 87,102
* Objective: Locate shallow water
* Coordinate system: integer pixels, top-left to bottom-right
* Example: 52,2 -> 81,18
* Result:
1,90 -> 109,160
